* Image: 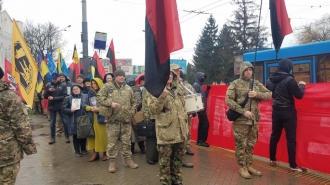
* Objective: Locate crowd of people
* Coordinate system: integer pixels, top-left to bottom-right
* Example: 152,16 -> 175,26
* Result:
0,58 -> 306,184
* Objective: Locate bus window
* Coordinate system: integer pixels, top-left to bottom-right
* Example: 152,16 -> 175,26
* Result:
293,63 -> 310,83
316,54 -> 330,82
254,62 -> 264,84
269,66 -> 277,75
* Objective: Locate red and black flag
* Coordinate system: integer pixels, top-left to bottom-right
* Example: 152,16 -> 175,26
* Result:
106,39 -> 116,73
91,51 -> 106,79
144,0 -> 183,97
270,0 -> 292,56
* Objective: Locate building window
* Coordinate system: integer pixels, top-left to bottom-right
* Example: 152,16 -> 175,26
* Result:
316,54 -> 330,82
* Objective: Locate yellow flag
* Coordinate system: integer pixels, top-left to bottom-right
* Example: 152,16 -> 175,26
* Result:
12,19 -> 38,108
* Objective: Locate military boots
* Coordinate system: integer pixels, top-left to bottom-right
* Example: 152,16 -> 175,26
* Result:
124,158 -> 138,169
108,159 -> 116,173
239,166 -> 251,179
247,166 -> 262,176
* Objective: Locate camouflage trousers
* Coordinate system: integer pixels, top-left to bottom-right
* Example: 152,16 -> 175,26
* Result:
56,112 -> 64,134
33,102 -> 42,114
106,122 -> 132,159
185,117 -> 192,149
0,162 -> 20,185
157,142 -> 185,185
232,123 -> 259,167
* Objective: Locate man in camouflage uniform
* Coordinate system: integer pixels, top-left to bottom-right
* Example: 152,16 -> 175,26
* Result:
130,76 -> 146,154
148,70 -> 189,185
33,89 -> 42,114
225,62 -> 272,179
171,63 -> 194,168
0,67 -> 37,185
96,69 -> 138,173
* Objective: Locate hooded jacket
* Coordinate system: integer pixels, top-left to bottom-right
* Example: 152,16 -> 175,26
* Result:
193,72 -> 209,108
86,78 -> 105,124
43,80 -> 67,111
61,75 -> 73,95
0,80 -> 37,167
266,59 -> 305,110
225,62 -> 272,124
62,84 -> 88,135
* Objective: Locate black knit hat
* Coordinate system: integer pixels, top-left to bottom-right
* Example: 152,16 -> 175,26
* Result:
0,67 -> 4,79
83,78 -> 91,84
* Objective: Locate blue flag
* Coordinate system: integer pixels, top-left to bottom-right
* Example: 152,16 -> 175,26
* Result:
47,51 -> 56,75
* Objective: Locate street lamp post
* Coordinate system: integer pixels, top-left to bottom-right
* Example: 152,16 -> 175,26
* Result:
48,25 -> 71,57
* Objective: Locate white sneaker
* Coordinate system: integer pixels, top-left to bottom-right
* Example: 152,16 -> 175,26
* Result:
290,166 -> 307,172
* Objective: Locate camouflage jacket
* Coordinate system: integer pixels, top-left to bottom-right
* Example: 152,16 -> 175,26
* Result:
225,62 -> 272,124
131,85 -> 142,111
148,80 -> 188,144
96,81 -> 136,123
142,88 -> 154,120
0,80 -> 37,167
179,80 -> 196,96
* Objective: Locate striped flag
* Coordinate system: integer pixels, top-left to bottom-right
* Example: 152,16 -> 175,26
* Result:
144,0 -> 183,97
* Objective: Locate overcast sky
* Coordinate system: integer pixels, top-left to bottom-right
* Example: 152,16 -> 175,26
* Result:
4,0 -> 330,66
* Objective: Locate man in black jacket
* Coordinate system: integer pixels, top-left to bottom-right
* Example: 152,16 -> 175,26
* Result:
44,73 -> 69,144
266,58 -> 306,172
193,72 -> 211,147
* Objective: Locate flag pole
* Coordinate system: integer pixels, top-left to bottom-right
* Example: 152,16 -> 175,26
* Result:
249,0 -> 263,111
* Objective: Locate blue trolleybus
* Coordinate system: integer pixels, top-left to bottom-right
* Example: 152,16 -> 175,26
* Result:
243,40 -> 330,84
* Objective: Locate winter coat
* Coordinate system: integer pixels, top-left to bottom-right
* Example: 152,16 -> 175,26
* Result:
0,80 -> 37,167
266,60 -> 305,111
62,87 -> 88,135
193,72 -> 209,108
149,79 -> 189,145
86,78 -> 105,124
225,62 -> 272,124
43,81 -> 67,111
62,76 -> 73,95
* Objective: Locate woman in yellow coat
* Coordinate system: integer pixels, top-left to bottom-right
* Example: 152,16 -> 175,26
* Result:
86,78 -> 108,161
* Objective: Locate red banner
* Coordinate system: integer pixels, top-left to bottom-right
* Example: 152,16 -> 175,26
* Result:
191,83 -> 330,174
4,59 -> 22,99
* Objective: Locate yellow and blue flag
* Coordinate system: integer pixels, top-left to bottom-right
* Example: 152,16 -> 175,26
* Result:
57,47 -> 68,75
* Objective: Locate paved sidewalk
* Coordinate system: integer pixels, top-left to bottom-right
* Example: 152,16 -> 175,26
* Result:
15,115 -> 330,185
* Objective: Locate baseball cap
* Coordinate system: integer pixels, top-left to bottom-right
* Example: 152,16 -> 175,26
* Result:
52,73 -> 59,79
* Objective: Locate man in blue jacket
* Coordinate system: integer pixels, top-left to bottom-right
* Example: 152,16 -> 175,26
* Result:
193,72 -> 211,147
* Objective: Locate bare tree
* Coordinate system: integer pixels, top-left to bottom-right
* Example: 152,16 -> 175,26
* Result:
295,14 -> 330,44
23,20 -> 67,60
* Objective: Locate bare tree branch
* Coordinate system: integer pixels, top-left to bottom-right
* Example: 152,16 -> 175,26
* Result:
295,14 -> 330,44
